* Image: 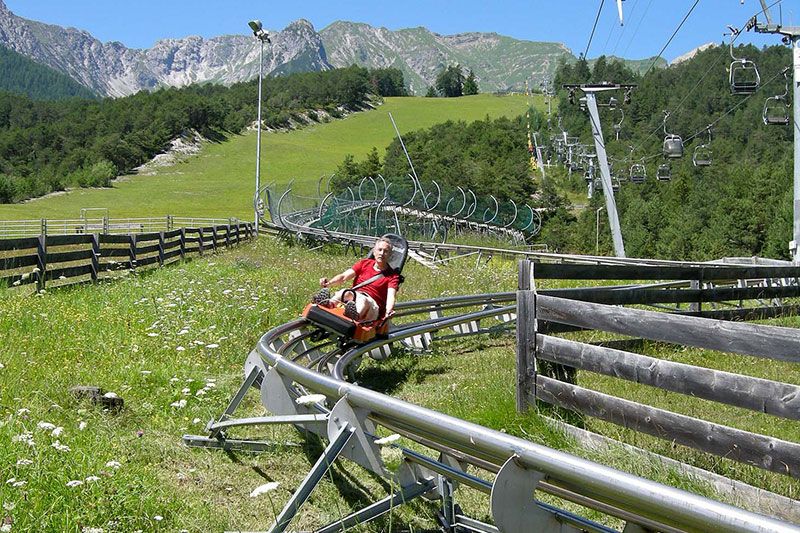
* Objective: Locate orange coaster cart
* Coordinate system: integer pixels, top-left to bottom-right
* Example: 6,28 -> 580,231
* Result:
302,233 -> 408,345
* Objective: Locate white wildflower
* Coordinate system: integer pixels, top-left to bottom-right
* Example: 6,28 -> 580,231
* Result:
146,332 -> 159,338
85,475 -> 101,482
140,370 -> 152,375
1,522 -> 11,532
16,459 -> 32,466
169,377 -> 179,383
66,480 -> 83,488
5,478 -> 15,485
78,421 -> 88,431
82,528 -> 104,533
51,426 -> 64,437
3,501 -> 15,510
0,362 -> 4,369
170,399 -> 187,409
37,421 -> 56,431
205,343 -> 219,349
51,441 -> 70,452
103,392 -> 118,399
373,434 -> 401,445
12,481 -> 26,488
15,408 -> 29,417
153,515 -> 163,521
175,346 -> 185,352
195,389 -> 206,397
192,418 -> 201,424
295,394 -> 326,405
249,481 -> 280,497
11,432 -> 34,446
181,388 -> 191,395
105,461 -> 121,469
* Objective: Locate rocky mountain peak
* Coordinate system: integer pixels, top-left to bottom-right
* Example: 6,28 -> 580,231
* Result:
0,3 -> 668,98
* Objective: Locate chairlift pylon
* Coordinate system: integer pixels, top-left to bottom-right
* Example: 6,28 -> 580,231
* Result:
727,26 -> 761,95
763,67 -> 790,125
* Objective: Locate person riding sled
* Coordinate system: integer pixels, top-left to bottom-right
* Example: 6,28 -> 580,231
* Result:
314,237 -> 401,322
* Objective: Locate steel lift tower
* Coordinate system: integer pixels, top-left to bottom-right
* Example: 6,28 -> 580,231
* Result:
564,83 -> 635,258
753,1 -> 800,263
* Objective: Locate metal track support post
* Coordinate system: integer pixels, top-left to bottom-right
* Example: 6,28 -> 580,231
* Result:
585,91 -> 626,258
268,422 -> 355,533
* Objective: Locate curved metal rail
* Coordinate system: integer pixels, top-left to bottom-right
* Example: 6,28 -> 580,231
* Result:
185,282 -> 799,532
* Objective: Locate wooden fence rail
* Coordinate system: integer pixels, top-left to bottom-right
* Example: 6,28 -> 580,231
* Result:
0,221 -> 254,291
516,259 -> 800,478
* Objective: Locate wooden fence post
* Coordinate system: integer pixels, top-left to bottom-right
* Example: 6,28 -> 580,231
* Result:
198,228 -> 204,256
36,234 -> 47,291
211,226 -> 218,253
225,224 -> 231,248
129,234 -> 137,271
179,228 -> 186,260
689,279 -> 701,313
90,234 -> 100,282
158,231 -> 165,266
516,259 -> 536,412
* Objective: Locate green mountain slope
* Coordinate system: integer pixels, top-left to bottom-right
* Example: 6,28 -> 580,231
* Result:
0,94 -> 532,220
0,44 -> 97,100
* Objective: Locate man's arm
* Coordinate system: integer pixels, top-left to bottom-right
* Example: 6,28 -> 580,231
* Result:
320,268 -> 356,288
384,287 -> 397,318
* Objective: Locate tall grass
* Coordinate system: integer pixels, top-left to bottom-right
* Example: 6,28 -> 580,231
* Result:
1,238 -> 795,530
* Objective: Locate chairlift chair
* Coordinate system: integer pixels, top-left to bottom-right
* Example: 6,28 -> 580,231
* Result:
692,126 -> 713,167
763,68 -> 790,125
630,163 -> 646,184
763,97 -> 790,125
656,163 -> 672,182
662,111 -> 683,159
611,175 -> 621,193
693,145 -> 712,167
727,27 -> 760,95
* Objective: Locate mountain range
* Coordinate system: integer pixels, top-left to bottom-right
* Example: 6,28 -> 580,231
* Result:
0,0 -> 667,98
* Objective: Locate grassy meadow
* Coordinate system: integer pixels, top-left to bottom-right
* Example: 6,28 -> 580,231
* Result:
0,94 -> 535,222
1,237 -> 798,531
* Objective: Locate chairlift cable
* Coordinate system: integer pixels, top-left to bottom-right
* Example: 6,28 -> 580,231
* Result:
628,2 -> 776,161
620,0 -> 654,58
612,0 -> 641,57
644,0 -> 701,76
601,0 -> 626,53
584,0 -> 606,60
633,65 -> 787,164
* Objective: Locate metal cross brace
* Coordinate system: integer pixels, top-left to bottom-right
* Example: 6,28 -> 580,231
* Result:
314,479 -> 436,533
268,422 -> 355,533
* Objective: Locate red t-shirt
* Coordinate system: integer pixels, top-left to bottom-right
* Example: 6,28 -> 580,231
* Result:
351,258 -> 400,315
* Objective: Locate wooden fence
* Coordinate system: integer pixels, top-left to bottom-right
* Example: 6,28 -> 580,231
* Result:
0,222 -> 254,291
516,259 -> 800,478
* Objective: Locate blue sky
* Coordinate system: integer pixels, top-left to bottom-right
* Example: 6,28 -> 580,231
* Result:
4,0 -> 790,61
